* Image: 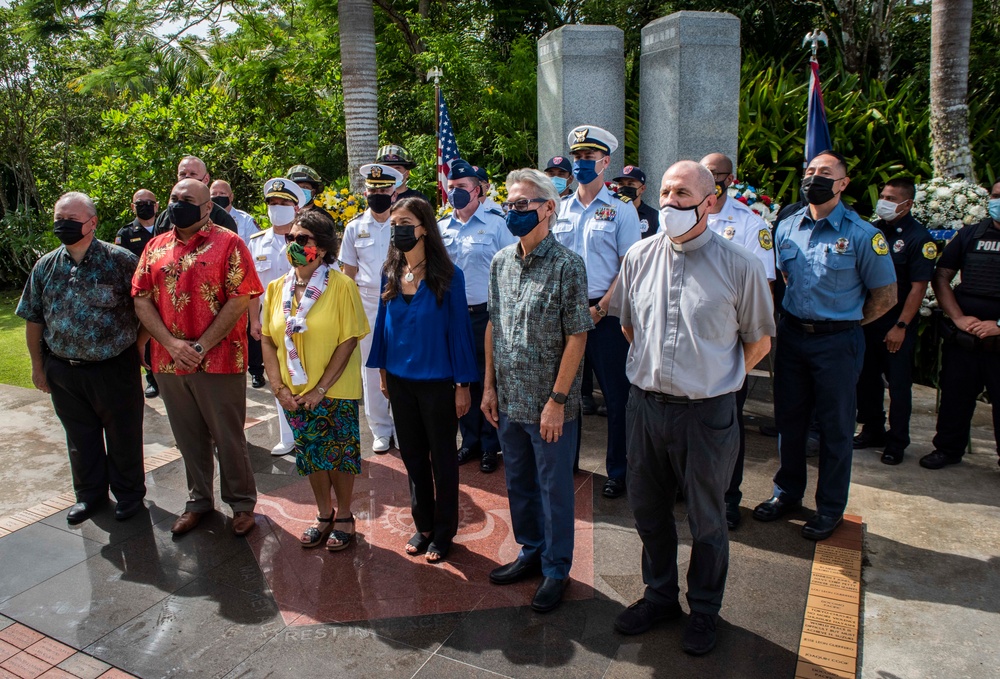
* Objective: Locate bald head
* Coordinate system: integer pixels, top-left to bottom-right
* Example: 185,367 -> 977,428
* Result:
132,189 -> 156,204
210,180 -> 232,196
177,156 -> 209,184
700,153 -> 733,176
661,161 -> 716,203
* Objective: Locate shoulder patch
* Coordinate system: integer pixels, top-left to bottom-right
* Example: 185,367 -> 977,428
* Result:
250,230 -> 267,239
872,233 -> 889,256
922,241 -> 938,260
487,208 -> 504,218
347,213 -> 362,224
758,228 -> 773,250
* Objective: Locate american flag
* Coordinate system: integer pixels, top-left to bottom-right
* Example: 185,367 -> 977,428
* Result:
437,90 -> 460,205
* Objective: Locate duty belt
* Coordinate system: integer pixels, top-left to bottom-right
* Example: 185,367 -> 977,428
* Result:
783,314 -> 859,334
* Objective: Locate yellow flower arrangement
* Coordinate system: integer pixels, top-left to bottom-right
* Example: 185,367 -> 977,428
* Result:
316,187 -> 366,231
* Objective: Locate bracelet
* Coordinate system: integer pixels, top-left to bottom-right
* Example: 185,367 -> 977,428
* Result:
273,385 -> 287,397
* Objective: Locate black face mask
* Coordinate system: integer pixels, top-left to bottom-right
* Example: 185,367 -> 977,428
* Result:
617,186 -> 638,202
135,202 -> 156,220
368,193 -> 393,214
54,218 -> 87,245
211,195 -> 231,209
390,224 -> 420,252
801,175 -> 838,205
168,201 -> 205,229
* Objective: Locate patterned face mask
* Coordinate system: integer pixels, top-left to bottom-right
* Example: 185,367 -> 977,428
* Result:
286,242 -> 319,267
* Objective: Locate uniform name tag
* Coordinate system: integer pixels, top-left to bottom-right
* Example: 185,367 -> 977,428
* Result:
256,255 -> 267,261
130,238 -> 142,242
358,230 -> 371,239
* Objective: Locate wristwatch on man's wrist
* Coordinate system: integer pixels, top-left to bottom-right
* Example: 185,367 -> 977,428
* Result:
456,382 -> 470,388
549,391 -> 567,405
895,320 -> 907,329
192,342 -> 205,354
594,303 -> 607,318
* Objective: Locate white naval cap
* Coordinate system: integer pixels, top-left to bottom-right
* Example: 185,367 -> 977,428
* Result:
263,177 -> 307,207
567,125 -> 619,154
359,163 -> 404,187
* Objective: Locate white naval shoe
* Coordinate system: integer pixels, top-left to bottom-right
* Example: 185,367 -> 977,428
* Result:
373,436 -> 392,454
271,440 -> 295,456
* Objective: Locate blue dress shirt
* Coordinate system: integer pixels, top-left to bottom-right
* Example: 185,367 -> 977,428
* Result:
438,204 -> 516,306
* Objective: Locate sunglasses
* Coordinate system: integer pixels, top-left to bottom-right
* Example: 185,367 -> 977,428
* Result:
501,198 -> 547,213
284,234 -> 316,246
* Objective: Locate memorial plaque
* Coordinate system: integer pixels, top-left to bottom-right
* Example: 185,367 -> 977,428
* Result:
800,632 -> 858,658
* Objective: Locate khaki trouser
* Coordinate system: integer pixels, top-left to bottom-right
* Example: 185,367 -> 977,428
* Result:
157,372 -> 257,513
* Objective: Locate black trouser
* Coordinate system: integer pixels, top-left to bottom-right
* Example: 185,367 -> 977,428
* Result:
247,317 -> 263,378
143,342 -> 156,388
626,386 -> 739,616
458,306 -> 500,455
581,355 -> 594,399
856,316 -> 918,451
932,340 -> 1000,457
44,348 -> 146,504
386,373 -> 459,546
724,377 -> 749,505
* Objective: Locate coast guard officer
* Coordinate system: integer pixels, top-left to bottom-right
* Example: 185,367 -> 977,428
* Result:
612,166 -> 660,239
753,150 -> 896,540
440,159 -> 516,472
554,125 -> 641,498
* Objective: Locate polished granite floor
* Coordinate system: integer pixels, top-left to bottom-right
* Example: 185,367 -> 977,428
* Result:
0,377 -> 817,678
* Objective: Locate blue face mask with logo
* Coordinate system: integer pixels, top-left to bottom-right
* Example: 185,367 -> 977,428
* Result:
572,159 -> 600,185
989,198 -> 1000,221
550,176 -> 568,194
505,208 -> 540,238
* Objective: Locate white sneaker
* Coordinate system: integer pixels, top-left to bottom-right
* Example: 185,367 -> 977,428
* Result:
271,440 -> 295,456
373,436 -> 392,454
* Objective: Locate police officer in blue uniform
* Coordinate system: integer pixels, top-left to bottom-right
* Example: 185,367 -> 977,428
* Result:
753,150 -> 897,540
920,179 -> 1000,470
853,178 -> 935,465
612,166 -> 660,239
554,125 -> 641,498
439,159 -> 517,472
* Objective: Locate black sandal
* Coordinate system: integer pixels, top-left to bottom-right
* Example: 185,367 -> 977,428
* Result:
326,515 -> 355,552
405,532 -> 432,556
300,514 -> 334,548
425,540 -> 451,563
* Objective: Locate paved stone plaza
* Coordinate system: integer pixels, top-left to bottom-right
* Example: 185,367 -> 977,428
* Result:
0,375 -> 996,678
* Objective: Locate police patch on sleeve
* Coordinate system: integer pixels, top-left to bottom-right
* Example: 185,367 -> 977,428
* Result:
922,241 -> 938,260
758,228 -> 773,250
872,233 -> 889,256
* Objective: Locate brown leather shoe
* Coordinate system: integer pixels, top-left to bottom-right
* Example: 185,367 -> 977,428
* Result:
171,511 -> 206,535
232,511 -> 256,536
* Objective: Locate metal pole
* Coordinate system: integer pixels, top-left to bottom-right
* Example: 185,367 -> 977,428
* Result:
427,66 -> 443,210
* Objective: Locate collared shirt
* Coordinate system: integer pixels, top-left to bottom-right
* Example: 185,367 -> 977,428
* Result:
875,213 -> 935,309
340,210 -> 391,292
636,200 -> 660,239
230,207 -> 260,245
612,229 -> 775,399
131,222 -> 263,375
17,240 -> 139,362
439,203 -> 517,305
554,185 -> 641,298
154,202 -> 237,234
489,234 -> 593,424
366,268 -> 479,384
248,227 -> 292,322
707,197 -> 777,281
775,202 -> 896,321
114,219 -> 156,258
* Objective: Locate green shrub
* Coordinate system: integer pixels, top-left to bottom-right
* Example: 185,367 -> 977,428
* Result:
0,209 -> 55,287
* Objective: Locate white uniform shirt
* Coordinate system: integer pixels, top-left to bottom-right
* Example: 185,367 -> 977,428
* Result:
231,207 -> 260,245
339,210 -> 391,293
248,228 -> 292,320
706,197 -> 776,281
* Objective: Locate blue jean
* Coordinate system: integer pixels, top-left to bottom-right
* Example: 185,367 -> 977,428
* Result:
497,413 -> 578,579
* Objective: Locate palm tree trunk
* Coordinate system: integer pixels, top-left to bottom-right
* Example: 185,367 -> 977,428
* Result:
929,0 -> 975,179
339,0 -> 379,194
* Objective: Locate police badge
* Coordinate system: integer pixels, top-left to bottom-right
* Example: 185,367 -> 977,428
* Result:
758,228 -> 773,251
893,239 -> 905,253
723,226 -> 736,240
922,241 -> 938,260
834,237 -> 850,254
872,233 -> 889,256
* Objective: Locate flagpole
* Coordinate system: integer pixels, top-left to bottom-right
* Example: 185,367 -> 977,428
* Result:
802,30 -> 829,170
427,66 -> 443,209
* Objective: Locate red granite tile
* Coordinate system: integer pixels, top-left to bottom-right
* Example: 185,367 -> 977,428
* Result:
0,627 -> 43,651
37,669 -> 75,679
96,670 -> 135,679
24,640 -> 75,667
0,667 -> 21,679
0,651 -> 50,679
0,643 -> 17,664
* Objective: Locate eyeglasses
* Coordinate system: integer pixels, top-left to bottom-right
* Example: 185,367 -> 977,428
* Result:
284,234 -> 316,246
501,198 -> 547,213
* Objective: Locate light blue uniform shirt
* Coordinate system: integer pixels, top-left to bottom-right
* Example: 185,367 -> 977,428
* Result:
553,185 -> 641,299
775,201 -> 896,321
439,203 -> 516,306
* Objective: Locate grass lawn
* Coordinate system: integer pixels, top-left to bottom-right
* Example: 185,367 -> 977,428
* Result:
0,289 -> 31,388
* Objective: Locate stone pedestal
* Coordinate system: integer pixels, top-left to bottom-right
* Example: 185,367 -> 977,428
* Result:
639,12 -> 740,191
537,25 -> 626,178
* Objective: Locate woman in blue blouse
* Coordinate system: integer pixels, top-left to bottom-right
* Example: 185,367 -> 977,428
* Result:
367,196 -> 478,563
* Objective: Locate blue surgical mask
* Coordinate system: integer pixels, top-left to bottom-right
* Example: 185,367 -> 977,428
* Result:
505,209 -> 540,238
989,198 -> 1000,221
448,187 -> 474,210
550,176 -> 568,194
572,159 -> 600,185
302,188 -> 313,203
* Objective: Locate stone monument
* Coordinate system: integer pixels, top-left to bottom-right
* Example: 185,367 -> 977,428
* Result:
537,25 -> 626,177
639,11 -> 741,190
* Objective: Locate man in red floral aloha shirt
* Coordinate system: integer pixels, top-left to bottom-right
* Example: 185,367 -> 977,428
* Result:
133,178 -> 264,537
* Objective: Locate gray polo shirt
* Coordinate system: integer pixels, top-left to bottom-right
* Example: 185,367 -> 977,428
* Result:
611,227 -> 775,399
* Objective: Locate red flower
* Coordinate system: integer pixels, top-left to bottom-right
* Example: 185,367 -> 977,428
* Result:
761,195 -> 772,206
737,196 -> 749,205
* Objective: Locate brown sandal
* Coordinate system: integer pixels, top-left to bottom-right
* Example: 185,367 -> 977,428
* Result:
326,515 -> 355,551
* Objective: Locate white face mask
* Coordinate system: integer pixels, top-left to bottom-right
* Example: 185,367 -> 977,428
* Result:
875,199 -> 901,222
659,197 -> 707,239
268,204 -> 296,227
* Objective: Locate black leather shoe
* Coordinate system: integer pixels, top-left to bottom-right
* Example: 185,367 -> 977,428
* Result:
881,447 -> 905,466
531,577 -> 569,613
682,612 -> 718,655
614,598 -> 683,635
802,513 -> 843,540
144,383 -> 159,398
581,395 -> 597,416
597,404 -> 608,417
725,501 -> 741,529
457,447 -> 479,466
114,499 -> 144,521
752,495 -> 801,522
489,558 -> 542,585
67,498 -> 108,525
603,478 -> 626,499
853,427 -> 887,449
251,373 -> 266,389
758,424 -> 779,437
480,451 -> 498,473
919,450 -> 963,469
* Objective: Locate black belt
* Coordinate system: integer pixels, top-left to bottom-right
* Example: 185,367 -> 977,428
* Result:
640,388 -> 705,406
468,302 -> 488,313
588,297 -> 605,307
783,314 -> 859,334
49,354 -> 99,367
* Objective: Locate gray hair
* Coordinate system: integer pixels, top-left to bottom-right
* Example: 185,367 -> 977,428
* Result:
55,191 -> 96,218
505,168 -> 561,205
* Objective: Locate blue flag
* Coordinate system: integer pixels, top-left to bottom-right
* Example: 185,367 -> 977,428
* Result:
805,59 -> 832,163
